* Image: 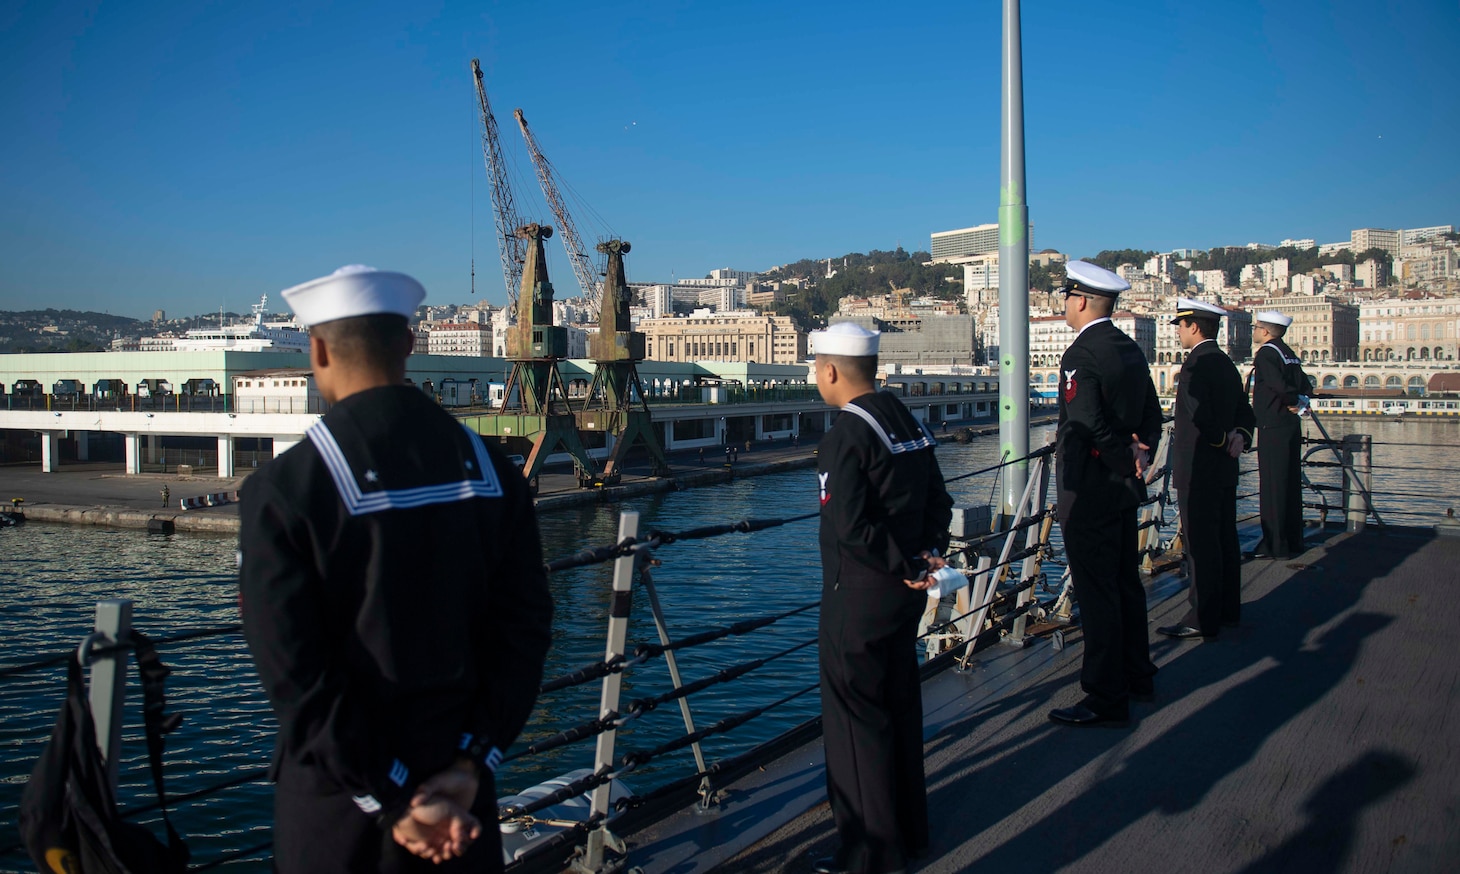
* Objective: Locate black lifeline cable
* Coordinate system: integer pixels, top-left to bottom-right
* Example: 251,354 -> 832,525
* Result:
537,654 -> 628,695
499,764 -> 616,821
649,513 -> 818,545
617,682 -> 820,771
505,636 -> 817,763
0,622 -> 245,681
942,511 -> 1050,561
942,443 -> 1054,485
633,602 -> 818,659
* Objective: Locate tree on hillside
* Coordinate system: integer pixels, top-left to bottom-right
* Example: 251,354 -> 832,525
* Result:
1090,250 -> 1155,271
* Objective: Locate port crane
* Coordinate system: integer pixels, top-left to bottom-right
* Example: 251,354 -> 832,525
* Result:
514,109 -> 602,313
462,60 -> 597,488
470,59 -> 527,310
513,108 -> 669,480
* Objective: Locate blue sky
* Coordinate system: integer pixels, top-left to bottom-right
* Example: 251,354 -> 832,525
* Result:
1,0 -> 1456,320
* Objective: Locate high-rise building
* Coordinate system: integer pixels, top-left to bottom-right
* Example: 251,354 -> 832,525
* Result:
930,223 -> 1034,263
1400,225 -> 1455,246
1351,228 -> 1401,256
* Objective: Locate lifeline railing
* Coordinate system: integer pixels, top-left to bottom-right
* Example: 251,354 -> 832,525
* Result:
0,424 -> 1443,872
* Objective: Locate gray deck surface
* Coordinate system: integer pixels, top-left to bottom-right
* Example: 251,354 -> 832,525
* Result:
625,526 -> 1460,874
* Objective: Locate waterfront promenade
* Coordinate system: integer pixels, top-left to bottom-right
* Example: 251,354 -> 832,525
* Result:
0,438 -> 827,531
0,418 -> 1041,530
628,524 -> 1460,873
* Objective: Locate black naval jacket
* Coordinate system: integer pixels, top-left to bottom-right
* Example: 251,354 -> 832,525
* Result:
1171,340 -> 1256,492
1250,339 -> 1311,428
1055,319 -> 1163,522
240,386 -> 553,827
818,391 -> 953,588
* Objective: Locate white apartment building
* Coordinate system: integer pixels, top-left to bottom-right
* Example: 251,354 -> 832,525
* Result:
1355,258 -> 1388,289
709,268 -> 758,284
1143,253 -> 1174,280
1317,241 -> 1352,257
1360,296 -> 1460,362
962,253 -> 1001,304
1280,239 -> 1316,249
1352,228 -> 1401,256
1290,273 -> 1320,296
1323,263 -> 1355,284
1400,225 -> 1455,246
931,223 -> 1034,263
1117,264 -> 1144,284
1191,269 -> 1227,294
1395,243 -> 1459,287
428,323 -> 493,357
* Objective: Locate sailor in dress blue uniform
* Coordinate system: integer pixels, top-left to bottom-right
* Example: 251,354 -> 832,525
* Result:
811,323 -> 953,874
1158,299 -> 1255,640
1248,310 -> 1312,559
1049,261 -> 1164,728
240,266 -> 554,873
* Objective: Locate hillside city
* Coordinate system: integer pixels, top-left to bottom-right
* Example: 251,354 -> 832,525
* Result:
3,223 -> 1457,394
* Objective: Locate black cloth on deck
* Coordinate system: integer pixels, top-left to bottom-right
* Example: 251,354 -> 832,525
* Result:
817,390 -> 952,874
239,385 -> 553,874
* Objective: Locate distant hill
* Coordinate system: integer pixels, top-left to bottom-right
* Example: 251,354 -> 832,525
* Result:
760,247 -> 962,327
0,309 -> 141,353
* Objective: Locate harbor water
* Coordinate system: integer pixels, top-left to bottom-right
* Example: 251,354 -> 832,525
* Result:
1,418 -> 1456,871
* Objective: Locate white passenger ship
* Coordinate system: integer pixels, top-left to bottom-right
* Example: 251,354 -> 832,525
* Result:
163,296 -> 309,353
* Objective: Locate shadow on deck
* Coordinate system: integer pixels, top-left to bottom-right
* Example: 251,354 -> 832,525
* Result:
628,525 -> 1460,873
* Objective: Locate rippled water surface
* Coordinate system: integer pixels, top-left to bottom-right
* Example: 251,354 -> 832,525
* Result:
1,418 -> 1455,870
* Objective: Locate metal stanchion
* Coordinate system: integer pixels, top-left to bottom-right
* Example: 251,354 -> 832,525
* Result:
579,512 -> 638,873
1342,434 -> 1373,534
89,599 -> 133,793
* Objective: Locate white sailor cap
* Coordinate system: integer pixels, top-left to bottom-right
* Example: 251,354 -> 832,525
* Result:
811,322 -> 880,357
1254,310 -> 1293,328
1170,298 -> 1227,324
1062,260 -> 1129,298
280,265 -> 426,328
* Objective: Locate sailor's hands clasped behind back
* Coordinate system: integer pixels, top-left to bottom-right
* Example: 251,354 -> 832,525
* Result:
392,759 -> 483,864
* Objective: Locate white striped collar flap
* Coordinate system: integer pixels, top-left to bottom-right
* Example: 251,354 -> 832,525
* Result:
305,420 -> 504,516
838,402 -> 936,454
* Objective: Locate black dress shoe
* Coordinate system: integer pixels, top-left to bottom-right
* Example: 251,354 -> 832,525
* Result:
1048,704 -> 1129,727
1157,624 -> 1207,640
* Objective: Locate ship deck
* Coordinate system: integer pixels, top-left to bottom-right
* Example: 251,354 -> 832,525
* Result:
625,523 -> 1460,873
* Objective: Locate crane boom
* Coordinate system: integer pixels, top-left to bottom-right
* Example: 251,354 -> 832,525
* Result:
471,59 -> 525,306
513,108 -> 602,313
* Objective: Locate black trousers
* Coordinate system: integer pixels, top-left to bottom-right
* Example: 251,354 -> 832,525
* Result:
1060,508 -> 1156,715
1178,482 -> 1241,636
1257,422 -> 1304,557
819,582 -> 929,873
273,770 -> 502,874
